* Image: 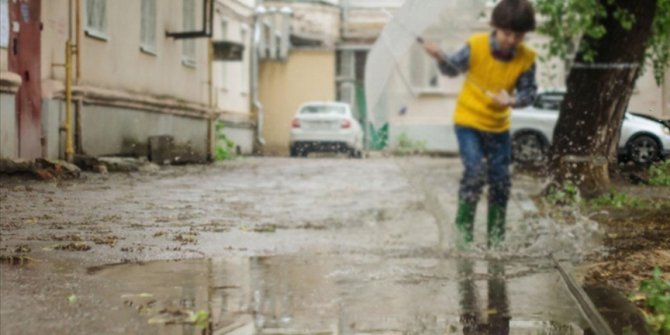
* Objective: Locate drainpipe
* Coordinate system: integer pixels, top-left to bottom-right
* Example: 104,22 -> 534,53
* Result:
64,0 -> 74,162
207,40 -> 215,161
75,0 -> 83,153
252,4 -> 267,147
75,0 -> 81,81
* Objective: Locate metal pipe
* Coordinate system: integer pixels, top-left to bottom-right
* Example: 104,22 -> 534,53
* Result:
68,0 -> 72,38
76,98 -> 83,154
65,39 -> 74,162
207,40 -> 214,161
74,0 -> 82,155
75,0 -> 81,81
64,0 -> 74,162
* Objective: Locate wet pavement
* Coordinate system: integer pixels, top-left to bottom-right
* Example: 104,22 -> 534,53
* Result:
0,157 -> 610,334
87,255 -> 588,334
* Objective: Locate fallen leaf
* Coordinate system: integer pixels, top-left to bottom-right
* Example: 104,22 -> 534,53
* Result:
485,308 -> 498,315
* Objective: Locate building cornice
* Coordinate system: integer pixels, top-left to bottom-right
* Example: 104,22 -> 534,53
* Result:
44,83 -> 252,123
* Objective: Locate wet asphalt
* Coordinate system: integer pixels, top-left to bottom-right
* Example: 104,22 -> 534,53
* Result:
0,157 -> 606,334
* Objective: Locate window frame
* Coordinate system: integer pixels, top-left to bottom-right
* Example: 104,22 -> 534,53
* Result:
85,0 -> 108,41
181,0 -> 197,67
140,0 -> 157,55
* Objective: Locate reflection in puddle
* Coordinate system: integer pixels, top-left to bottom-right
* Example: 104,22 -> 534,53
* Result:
90,255 -> 588,334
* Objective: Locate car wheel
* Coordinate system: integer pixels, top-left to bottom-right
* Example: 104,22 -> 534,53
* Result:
627,135 -> 660,165
512,132 -> 547,165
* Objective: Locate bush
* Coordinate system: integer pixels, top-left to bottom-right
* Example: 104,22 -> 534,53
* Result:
586,190 -> 643,209
632,268 -> 670,334
544,181 -> 581,206
649,161 -> 670,186
215,121 -> 236,161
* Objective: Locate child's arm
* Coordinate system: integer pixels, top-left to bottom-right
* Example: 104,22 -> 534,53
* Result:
491,63 -> 537,108
422,41 -> 468,78
511,63 -> 537,108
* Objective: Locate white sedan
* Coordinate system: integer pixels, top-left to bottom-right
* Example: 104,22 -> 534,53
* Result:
289,102 -> 364,158
511,91 -> 670,165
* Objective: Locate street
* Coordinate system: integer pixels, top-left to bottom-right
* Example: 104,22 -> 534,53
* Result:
0,157 -> 611,334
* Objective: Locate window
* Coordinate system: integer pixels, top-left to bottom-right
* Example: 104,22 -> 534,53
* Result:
409,44 -> 440,91
182,0 -> 196,66
140,0 -> 156,54
85,0 -> 107,39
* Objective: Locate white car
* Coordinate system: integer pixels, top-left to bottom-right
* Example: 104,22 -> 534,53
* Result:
511,91 -> 670,165
289,102 -> 364,158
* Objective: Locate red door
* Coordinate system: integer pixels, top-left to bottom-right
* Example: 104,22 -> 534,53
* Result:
8,0 -> 42,159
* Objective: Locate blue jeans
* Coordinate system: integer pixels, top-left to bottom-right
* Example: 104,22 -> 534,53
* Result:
455,126 -> 512,207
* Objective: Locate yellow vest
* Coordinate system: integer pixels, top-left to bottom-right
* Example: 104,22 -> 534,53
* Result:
454,33 -> 536,132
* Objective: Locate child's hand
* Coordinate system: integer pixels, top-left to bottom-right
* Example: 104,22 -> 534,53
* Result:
422,41 -> 443,60
491,90 -> 515,107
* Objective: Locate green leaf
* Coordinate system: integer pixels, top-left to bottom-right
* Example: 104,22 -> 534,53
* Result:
190,310 -> 209,329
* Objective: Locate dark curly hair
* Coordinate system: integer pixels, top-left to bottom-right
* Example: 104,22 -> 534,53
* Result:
491,0 -> 536,32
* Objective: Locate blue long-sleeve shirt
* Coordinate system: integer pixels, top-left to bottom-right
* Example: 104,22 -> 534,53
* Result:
436,33 -> 537,108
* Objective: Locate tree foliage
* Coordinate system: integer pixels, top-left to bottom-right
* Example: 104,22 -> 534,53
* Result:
535,0 -> 670,84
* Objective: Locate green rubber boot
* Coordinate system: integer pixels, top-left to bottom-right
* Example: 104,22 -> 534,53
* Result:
487,204 -> 506,248
455,200 -> 476,249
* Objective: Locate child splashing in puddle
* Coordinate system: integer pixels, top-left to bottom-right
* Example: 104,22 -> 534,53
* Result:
422,0 -> 538,248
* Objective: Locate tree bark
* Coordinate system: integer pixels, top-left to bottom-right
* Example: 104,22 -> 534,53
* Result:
549,0 -> 657,197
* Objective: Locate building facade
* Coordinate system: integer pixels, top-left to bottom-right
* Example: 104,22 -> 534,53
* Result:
0,0 -> 255,161
1,0 -> 667,160
214,0 -> 255,155
257,0 -> 340,155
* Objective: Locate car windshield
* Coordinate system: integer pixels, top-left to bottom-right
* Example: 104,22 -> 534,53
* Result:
300,105 -> 346,115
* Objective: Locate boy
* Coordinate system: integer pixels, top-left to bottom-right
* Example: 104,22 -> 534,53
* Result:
422,0 -> 537,248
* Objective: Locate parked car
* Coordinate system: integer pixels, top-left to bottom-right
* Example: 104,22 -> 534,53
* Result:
511,91 -> 670,165
289,102 -> 364,158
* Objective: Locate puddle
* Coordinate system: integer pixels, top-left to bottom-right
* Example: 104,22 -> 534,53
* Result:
89,254 -> 592,334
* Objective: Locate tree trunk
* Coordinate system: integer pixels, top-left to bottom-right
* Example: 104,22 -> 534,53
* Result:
549,0 -> 657,197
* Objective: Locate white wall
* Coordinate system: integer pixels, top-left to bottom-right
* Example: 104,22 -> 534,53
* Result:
214,0 -> 252,115
42,0 -> 209,105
